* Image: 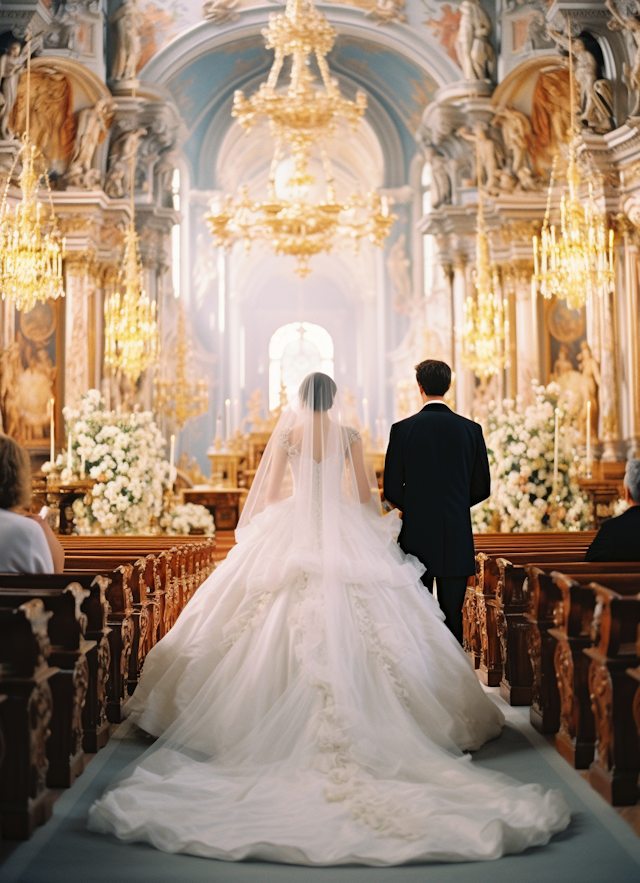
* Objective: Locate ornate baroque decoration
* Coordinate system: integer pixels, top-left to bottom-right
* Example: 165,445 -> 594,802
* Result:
461,144 -> 506,379
154,306 -> 208,431
0,46 -> 65,313
205,0 -> 396,276
531,18 -> 615,311
103,149 -> 158,385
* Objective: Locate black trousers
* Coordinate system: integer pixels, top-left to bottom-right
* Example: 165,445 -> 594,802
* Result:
421,574 -> 468,645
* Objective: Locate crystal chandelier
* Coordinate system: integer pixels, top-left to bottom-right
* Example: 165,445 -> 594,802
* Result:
104,152 -> 158,384
461,145 -> 505,379
0,44 -> 65,313
205,0 -> 396,277
154,306 -> 208,430
531,17 -> 614,310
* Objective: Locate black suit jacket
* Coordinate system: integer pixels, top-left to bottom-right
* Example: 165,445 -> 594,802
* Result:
584,505 -> 640,562
383,403 -> 491,577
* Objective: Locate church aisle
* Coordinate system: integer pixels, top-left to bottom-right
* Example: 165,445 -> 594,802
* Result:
1,694 -> 639,883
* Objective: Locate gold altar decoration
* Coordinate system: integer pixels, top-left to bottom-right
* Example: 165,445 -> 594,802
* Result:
205,0 -> 396,276
0,44 -> 65,313
154,306 -> 208,430
531,18 -> 615,311
461,145 -> 505,379
103,153 -> 158,384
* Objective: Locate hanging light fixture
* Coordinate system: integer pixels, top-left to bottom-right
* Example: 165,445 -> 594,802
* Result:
154,306 -> 208,430
205,0 -> 396,277
103,150 -> 158,384
531,16 -> 615,310
0,40 -> 65,313
461,144 -> 506,379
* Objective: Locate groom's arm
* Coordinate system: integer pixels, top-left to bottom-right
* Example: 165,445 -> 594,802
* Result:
383,424 -> 405,510
470,425 -> 491,507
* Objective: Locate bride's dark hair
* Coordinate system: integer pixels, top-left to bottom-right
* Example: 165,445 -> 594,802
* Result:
299,372 -> 337,412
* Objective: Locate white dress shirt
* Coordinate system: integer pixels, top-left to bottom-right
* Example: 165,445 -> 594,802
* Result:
0,508 -> 54,573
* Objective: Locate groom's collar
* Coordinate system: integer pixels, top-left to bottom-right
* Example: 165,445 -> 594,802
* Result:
421,402 -> 451,412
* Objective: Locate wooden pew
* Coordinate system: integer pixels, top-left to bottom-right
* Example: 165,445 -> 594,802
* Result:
0,600 -> 57,839
0,573 -> 111,754
0,587 -> 95,789
584,587 -> 640,805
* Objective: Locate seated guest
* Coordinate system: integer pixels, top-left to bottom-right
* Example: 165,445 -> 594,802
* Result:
585,459 -> 640,561
0,436 -> 64,573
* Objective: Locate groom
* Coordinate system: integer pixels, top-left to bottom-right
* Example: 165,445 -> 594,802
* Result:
384,360 -> 491,643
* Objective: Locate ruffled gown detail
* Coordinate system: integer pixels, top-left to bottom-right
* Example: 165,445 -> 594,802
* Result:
88,497 -> 570,865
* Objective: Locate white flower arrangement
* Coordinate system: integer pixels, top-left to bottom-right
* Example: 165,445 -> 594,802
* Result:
44,390 -> 170,535
160,503 -> 215,536
472,382 -> 592,533
611,498 -> 629,518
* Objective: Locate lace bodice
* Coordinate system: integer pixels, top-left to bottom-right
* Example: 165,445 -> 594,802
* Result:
279,425 -> 361,460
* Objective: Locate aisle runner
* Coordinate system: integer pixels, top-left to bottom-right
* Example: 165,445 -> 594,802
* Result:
2,694 -> 639,883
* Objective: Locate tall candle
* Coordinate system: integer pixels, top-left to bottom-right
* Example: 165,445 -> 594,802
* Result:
586,400 -> 592,474
169,434 -> 176,485
233,398 -> 240,435
553,408 -> 559,489
50,398 -> 55,465
216,415 -> 222,441
362,398 -> 370,433
225,398 -> 231,442
67,432 -> 73,473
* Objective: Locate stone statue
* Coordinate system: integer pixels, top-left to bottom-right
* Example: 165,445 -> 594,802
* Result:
202,0 -> 240,25
457,123 -> 503,193
387,234 -> 413,315
0,41 -> 31,141
606,0 -> 640,117
577,340 -> 601,440
66,97 -> 114,188
547,25 -> 614,134
492,107 -> 536,189
104,125 -> 146,199
422,146 -> 451,207
110,0 -> 142,82
454,0 -> 495,82
553,344 -> 574,380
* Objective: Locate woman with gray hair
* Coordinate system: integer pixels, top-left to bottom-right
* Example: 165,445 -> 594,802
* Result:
585,459 -> 640,561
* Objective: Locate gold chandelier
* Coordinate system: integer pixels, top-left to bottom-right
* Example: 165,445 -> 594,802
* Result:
531,17 -> 614,310
205,0 -> 396,277
461,146 -> 505,379
154,306 -> 208,430
0,43 -> 65,313
104,153 -> 158,384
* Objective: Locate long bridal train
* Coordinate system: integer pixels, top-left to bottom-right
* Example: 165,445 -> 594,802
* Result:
88,380 -> 569,865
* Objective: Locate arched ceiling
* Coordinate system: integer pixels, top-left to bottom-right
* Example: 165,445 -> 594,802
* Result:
140,11 -> 445,189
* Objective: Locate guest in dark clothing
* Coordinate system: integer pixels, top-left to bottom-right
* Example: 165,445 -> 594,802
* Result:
585,459 -> 640,561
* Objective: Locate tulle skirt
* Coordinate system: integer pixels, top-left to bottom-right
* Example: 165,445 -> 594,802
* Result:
88,503 -> 570,865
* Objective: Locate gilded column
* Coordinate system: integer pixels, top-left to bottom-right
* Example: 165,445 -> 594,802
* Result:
452,252 -> 474,417
623,231 -> 640,458
65,253 -> 97,409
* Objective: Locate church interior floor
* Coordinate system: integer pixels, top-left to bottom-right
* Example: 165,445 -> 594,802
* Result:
2,692 -> 640,882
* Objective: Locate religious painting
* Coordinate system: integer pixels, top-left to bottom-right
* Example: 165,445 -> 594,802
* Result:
423,4 -> 461,63
0,299 -> 64,452
137,1 -> 190,72
530,68 -> 573,173
544,296 -> 587,385
11,68 -> 76,176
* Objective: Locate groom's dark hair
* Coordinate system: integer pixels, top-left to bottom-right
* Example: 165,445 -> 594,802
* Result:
415,360 -> 451,396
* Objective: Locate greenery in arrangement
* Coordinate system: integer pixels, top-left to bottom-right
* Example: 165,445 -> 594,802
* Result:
160,502 -> 216,536
471,382 -> 592,533
45,389 -> 169,535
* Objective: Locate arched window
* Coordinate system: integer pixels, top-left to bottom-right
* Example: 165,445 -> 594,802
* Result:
269,322 -> 334,410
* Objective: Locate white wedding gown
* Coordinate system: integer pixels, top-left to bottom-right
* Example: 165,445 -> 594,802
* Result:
89,402 -> 570,866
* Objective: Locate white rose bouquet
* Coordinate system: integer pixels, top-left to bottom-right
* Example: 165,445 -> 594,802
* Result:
472,382 -> 592,533
44,390 -> 170,535
160,503 -> 215,536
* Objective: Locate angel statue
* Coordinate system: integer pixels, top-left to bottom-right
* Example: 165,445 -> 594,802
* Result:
66,97 -> 114,188
110,0 -> 142,82
454,0 -> 495,81
492,107 -> 536,189
547,25 -> 614,134
606,0 -> 640,117
457,123 -> 503,193
0,40 -> 31,141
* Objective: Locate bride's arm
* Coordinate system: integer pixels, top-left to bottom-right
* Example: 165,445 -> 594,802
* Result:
350,437 -> 372,504
265,444 -> 288,506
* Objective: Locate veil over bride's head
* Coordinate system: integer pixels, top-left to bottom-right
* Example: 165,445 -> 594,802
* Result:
236,372 -> 381,545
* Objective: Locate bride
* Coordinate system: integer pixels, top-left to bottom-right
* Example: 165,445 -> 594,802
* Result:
89,372 -> 570,865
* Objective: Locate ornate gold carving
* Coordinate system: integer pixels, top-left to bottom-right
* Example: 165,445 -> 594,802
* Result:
527,625 -> 542,712
589,660 -> 613,770
29,681 -> 53,795
71,655 -> 90,756
555,640 -> 577,739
